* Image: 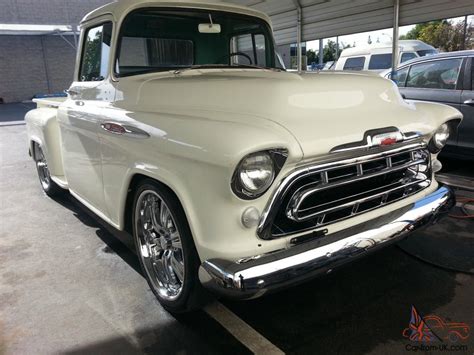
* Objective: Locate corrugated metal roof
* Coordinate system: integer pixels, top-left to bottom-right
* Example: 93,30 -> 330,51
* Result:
227,0 -> 474,45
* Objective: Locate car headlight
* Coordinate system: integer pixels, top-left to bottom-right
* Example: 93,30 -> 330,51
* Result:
232,150 -> 287,199
433,124 -> 450,149
428,121 -> 459,153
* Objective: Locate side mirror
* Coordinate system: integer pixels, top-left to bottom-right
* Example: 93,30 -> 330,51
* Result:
198,23 -> 221,34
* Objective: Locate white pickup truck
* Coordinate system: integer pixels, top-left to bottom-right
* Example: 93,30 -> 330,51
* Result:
26,0 -> 462,313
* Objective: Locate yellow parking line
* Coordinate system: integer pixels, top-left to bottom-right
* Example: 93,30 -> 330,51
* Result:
205,302 -> 285,355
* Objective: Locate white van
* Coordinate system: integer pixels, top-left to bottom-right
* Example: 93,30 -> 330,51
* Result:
334,40 -> 438,72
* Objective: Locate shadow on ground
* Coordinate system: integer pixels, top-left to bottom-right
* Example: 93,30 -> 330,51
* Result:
47,192 -> 251,355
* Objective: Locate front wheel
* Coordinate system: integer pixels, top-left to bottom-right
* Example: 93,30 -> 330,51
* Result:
132,179 -> 206,313
34,144 -> 63,197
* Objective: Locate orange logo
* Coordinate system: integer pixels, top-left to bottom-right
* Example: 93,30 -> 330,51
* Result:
402,306 -> 470,343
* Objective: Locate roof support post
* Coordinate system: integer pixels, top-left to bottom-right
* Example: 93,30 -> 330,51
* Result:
391,0 -> 400,81
293,0 -> 303,73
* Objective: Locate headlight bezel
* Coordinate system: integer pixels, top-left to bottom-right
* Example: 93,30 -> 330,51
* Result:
231,149 -> 288,200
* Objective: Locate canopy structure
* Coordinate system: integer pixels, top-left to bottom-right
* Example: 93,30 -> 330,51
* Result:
227,0 -> 474,45
228,0 -> 473,72
0,24 -> 78,49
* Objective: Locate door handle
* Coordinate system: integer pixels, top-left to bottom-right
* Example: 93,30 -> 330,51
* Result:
463,99 -> 474,106
101,122 -> 150,139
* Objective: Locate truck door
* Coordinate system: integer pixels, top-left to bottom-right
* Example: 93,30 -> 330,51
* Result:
57,21 -> 114,217
459,57 -> 474,156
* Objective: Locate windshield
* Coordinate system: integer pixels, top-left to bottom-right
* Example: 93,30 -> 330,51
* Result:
116,9 -> 281,77
417,49 -> 439,57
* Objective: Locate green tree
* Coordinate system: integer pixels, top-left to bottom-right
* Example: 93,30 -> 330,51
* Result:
307,49 -> 317,64
400,19 -> 473,52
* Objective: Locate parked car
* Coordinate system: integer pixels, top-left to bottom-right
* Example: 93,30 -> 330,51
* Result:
26,0 -> 461,313
335,40 -> 438,72
386,51 -> 474,160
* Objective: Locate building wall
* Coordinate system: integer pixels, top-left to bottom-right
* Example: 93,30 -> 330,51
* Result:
0,35 -> 76,103
0,0 -> 110,26
0,0 -> 110,103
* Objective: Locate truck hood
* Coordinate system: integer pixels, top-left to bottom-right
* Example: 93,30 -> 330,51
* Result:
131,69 -> 451,158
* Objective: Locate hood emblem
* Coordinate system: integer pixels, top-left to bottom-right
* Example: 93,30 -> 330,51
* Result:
372,132 -> 403,147
331,128 -> 422,153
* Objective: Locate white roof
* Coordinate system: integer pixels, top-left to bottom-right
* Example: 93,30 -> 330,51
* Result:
339,40 -> 436,57
81,0 -> 271,27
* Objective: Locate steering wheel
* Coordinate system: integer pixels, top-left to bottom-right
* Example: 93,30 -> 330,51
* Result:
217,52 -> 253,65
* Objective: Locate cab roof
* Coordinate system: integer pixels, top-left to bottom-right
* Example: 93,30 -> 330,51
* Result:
340,40 -> 436,57
81,0 -> 271,27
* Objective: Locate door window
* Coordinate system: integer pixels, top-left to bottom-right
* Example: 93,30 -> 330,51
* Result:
406,58 -> 463,90
79,22 -> 112,81
343,57 -> 365,70
230,33 -> 267,66
400,52 -> 417,63
396,66 -> 409,87
368,54 -> 392,70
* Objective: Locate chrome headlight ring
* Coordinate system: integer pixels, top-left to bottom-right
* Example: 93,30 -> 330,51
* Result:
231,149 -> 288,200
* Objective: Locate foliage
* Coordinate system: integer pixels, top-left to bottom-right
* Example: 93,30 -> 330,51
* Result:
307,40 -> 350,64
399,19 -> 473,51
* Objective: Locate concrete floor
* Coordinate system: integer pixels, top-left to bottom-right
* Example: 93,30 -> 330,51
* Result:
1,124 -> 473,354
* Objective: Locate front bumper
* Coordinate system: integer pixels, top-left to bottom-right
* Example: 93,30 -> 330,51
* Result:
199,185 -> 454,300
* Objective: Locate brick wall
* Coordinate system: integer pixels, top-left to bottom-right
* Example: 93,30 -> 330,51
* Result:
0,0 -> 111,103
0,35 -> 77,103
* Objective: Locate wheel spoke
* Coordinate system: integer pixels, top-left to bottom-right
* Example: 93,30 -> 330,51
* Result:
163,250 -> 179,285
160,203 -> 171,228
170,252 -> 185,283
170,231 -> 182,250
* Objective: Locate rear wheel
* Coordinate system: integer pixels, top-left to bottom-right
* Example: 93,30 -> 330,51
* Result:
34,144 -> 63,197
132,179 -> 206,313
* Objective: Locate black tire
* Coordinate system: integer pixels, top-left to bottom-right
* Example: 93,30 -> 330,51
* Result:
34,144 -> 63,197
132,179 -> 207,313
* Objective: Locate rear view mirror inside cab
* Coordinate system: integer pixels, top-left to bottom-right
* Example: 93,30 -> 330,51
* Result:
198,23 -> 221,33
199,14 -> 221,33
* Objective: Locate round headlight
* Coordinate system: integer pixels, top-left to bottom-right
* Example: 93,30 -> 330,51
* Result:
433,123 -> 450,149
239,153 -> 275,194
231,149 -> 288,200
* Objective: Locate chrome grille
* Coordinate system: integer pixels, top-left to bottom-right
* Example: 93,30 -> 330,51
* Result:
257,145 -> 432,240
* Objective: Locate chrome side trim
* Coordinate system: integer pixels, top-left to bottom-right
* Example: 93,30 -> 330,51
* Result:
100,122 -> 150,139
200,186 -> 454,300
257,142 -> 425,240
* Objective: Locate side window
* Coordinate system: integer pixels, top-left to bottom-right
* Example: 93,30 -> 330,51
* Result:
79,23 -> 112,82
368,54 -> 392,70
396,66 -> 409,87
400,52 -> 417,63
343,57 -> 365,70
406,59 -> 463,90
230,33 -> 267,66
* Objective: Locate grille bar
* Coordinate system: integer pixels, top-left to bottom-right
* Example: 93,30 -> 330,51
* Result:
291,179 -> 430,222
286,148 -> 431,225
288,156 -> 427,213
256,143 -> 432,240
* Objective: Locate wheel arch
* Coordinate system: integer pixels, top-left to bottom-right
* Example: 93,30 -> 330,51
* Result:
122,173 -> 191,238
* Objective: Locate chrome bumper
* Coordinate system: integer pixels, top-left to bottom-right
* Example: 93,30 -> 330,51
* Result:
199,186 -> 454,300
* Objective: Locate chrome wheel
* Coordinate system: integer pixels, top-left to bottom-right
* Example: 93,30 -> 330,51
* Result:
135,190 -> 185,301
36,147 -> 51,190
